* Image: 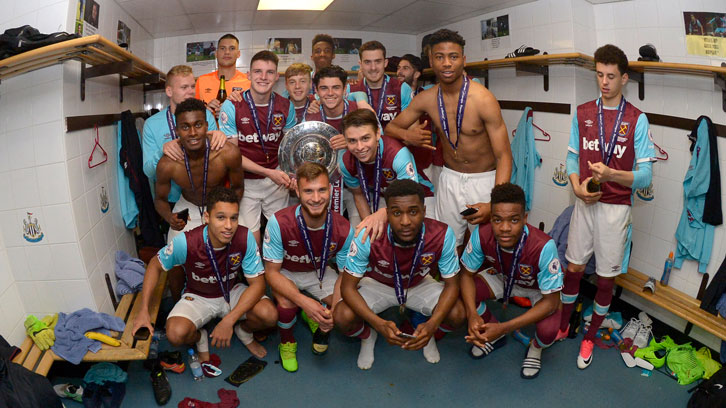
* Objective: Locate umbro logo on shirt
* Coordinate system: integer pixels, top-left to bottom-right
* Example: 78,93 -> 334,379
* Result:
195,262 -> 205,269
241,117 -> 250,124
289,240 -> 299,247
378,260 -> 389,268
584,119 -> 594,127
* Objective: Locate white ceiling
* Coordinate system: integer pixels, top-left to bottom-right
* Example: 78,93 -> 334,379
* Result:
117,0 -> 536,37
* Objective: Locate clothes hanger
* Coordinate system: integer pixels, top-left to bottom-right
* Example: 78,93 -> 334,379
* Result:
88,124 -> 108,168
511,123 -> 551,141
653,141 -> 668,161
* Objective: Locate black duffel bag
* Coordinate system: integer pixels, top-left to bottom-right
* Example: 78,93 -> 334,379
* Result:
0,25 -> 78,59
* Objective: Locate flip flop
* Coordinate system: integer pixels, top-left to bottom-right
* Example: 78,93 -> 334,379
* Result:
521,347 -> 541,379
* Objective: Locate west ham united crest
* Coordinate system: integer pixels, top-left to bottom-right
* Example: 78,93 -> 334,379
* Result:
552,163 -> 568,186
22,212 -> 44,243
100,186 -> 109,213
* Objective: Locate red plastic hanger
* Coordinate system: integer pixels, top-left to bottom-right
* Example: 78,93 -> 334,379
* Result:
511,123 -> 551,141
653,141 -> 668,161
88,125 -> 108,168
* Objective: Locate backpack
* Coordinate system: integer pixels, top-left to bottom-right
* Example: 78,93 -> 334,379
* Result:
0,25 -> 78,59
688,366 -> 726,408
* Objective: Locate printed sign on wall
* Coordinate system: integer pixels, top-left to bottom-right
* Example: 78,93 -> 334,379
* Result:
684,12 -> 726,58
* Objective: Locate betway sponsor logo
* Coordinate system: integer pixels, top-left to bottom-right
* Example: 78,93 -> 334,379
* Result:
238,132 -> 283,144
191,270 -> 237,284
373,266 -> 430,280
380,112 -> 397,122
582,138 -> 627,159
284,253 -> 321,264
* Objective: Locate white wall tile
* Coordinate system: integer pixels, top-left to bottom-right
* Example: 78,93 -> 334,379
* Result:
41,204 -> 76,244
0,284 -> 25,334
32,280 -> 66,314
72,195 -> 91,240
0,250 -> 12,295
25,244 -> 53,281
79,231 -> 98,277
6,128 -> 34,171
36,163 -> 70,206
0,211 -> 23,248
7,247 -> 30,282
67,156 -> 84,200
33,120 -> 64,166
31,80 -> 63,126
0,173 -> 12,211
50,243 -> 85,280
11,168 -> 41,209
59,280 -> 96,312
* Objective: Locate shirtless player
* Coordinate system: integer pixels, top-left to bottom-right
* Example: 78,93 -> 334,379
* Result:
386,29 -> 512,250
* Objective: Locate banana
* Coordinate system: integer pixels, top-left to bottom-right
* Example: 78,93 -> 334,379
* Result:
85,331 -> 121,347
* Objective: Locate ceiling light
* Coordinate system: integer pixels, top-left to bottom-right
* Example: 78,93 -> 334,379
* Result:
257,0 -> 333,10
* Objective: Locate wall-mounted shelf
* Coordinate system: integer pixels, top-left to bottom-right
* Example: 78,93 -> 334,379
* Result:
0,35 -> 165,102
627,60 -> 726,111
422,52 -> 594,90
422,52 -> 726,115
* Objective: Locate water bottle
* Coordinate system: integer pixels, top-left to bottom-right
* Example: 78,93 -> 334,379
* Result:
188,349 -> 203,381
611,328 -> 624,350
567,297 -> 584,338
660,251 -> 674,286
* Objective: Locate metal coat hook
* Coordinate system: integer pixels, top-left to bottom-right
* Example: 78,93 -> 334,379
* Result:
88,125 -> 108,168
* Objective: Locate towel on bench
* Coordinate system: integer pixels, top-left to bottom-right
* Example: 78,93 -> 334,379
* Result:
52,308 -> 125,365
115,250 -> 145,296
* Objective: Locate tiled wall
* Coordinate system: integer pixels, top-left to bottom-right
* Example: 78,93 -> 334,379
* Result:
592,0 -> 726,349
419,0 -> 725,349
0,0 -> 69,33
0,0 -> 152,343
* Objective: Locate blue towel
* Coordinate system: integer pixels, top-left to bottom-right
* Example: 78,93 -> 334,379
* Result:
548,205 -> 596,275
83,362 -> 128,385
510,107 -> 541,211
52,308 -> 125,365
114,250 -> 145,296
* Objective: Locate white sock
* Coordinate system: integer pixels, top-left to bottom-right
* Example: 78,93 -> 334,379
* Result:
357,330 -> 377,370
234,323 -> 254,345
423,336 -> 440,364
521,343 -> 542,377
196,328 -> 209,353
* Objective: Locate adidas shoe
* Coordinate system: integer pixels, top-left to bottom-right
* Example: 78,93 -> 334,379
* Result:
150,361 -> 172,405
53,384 -> 83,402
577,339 -> 594,369
470,335 -> 507,359
505,45 -> 540,59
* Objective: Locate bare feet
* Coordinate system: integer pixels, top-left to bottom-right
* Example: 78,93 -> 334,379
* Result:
245,340 -> 267,359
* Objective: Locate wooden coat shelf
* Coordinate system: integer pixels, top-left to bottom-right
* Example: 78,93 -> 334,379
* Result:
0,34 -> 165,102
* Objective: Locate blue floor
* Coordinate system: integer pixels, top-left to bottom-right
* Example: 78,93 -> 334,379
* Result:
55,306 -> 692,408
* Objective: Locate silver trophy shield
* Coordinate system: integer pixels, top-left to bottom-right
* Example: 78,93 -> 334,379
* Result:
279,121 -> 340,181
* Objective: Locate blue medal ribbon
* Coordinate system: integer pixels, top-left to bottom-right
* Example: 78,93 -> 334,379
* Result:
437,76 -> 470,155
166,108 -> 178,140
203,231 -> 231,304
365,75 -> 389,123
355,142 -> 382,213
243,90 -> 276,163
300,98 -> 312,122
322,101 -> 348,215
296,206 -> 333,289
388,227 -> 426,310
597,96 -> 627,166
181,139 -> 209,222
495,228 -> 528,306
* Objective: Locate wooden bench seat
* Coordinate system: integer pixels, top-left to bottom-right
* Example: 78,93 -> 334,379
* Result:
615,268 -> 726,341
12,269 -> 167,376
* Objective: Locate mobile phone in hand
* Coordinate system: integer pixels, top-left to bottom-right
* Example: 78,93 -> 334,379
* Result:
460,207 -> 477,217
397,332 -> 416,339
176,208 -> 189,221
134,327 -> 151,341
